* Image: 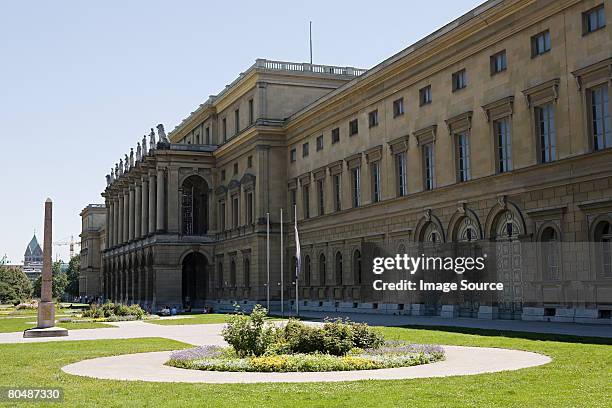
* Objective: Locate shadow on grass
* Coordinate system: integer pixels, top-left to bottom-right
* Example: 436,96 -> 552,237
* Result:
393,324 -> 612,345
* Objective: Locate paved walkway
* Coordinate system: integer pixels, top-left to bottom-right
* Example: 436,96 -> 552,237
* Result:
61,345 -> 551,383
277,311 -> 612,338
0,319 -> 555,383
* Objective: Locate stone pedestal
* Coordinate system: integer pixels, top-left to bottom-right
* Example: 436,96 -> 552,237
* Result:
37,301 -> 55,328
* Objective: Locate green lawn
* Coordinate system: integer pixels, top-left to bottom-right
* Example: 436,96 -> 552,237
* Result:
145,314 -> 231,325
0,316 -> 113,333
0,327 -> 610,407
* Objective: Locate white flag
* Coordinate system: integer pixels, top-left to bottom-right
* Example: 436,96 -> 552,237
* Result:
294,207 -> 301,281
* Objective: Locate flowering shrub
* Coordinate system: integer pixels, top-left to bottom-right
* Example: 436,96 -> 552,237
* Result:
82,302 -> 146,320
166,342 -> 445,372
15,301 -> 38,310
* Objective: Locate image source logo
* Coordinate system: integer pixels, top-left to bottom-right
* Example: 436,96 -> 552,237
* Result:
372,254 -> 487,275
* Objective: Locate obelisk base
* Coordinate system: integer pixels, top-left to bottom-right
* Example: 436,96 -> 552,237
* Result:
23,301 -> 68,338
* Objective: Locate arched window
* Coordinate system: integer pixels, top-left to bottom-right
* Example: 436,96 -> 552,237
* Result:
304,255 -> 311,286
541,227 -> 560,280
319,253 -> 326,286
335,251 -> 343,285
353,249 -> 362,284
181,176 -> 209,235
217,262 -> 223,288
229,259 -> 236,287
457,217 -> 479,242
422,222 -> 442,243
594,221 -> 612,278
243,258 -> 250,288
496,211 -> 522,241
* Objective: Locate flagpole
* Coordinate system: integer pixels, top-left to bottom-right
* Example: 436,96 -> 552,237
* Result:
266,212 -> 270,312
280,208 -> 284,317
294,204 -> 299,317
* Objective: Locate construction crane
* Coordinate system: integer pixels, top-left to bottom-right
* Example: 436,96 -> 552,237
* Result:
53,235 -> 81,259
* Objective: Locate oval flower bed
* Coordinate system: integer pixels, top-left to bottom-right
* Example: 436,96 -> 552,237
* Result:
166,305 -> 445,373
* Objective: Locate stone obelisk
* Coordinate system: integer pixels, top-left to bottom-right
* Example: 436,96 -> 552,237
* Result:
24,198 -> 68,337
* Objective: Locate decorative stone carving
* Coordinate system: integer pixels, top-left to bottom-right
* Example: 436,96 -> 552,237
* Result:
142,135 -> 148,156
157,124 -> 169,143
118,159 -> 123,176
149,128 -> 156,149
136,142 -> 142,162
129,149 -> 134,168
110,168 -> 115,182
124,154 -> 129,173
106,174 -> 111,186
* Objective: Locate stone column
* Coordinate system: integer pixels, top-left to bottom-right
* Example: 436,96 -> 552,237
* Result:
156,168 -> 165,232
148,172 -> 156,234
167,167 -> 179,233
141,177 -> 149,237
123,190 -> 129,243
113,198 -> 119,246
135,183 -> 142,239
128,187 -> 135,241
117,195 -> 124,245
38,199 -> 55,328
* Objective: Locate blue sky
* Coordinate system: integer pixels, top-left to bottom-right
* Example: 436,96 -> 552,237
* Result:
0,0 -> 482,263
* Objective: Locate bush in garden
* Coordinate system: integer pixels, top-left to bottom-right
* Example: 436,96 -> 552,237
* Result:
321,318 -> 355,356
222,304 -> 277,357
349,321 -> 384,350
82,302 -> 145,320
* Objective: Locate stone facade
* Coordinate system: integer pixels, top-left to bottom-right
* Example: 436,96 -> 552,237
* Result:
83,0 -> 612,323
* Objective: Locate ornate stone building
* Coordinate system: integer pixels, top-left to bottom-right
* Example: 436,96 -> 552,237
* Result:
83,0 -> 612,323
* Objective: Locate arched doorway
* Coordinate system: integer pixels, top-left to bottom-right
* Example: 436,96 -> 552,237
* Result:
182,252 -> 208,309
181,176 -> 209,235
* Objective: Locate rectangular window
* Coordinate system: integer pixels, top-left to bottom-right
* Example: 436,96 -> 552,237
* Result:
205,126 -> 210,144
423,143 -> 435,190
535,104 -> 557,163
233,163 -> 238,175
333,174 -> 341,212
452,69 -> 467,91
247,155 -> 253,168
290,148 -> 297,163
351,167 -> 361,208
302,142 -> 309,157
490,50 -> 507,75
494,118 -> 512,173
531,30 -> 551,57
222,118 -> 227,142
456,132 -> 471,182
368,110 -> 379,127
302,185 -> 310,219
221,169 -> 226,181
590,85 -> 611,150
248,98 -> 254,124
332,127 -> 340,144
349,119 -> 358,136
232,196 -> 239,228
234,109 -> 240,135
371,161 -> 381,203
219,201 -> 226,231
317,179 -> 324,216
393,98 -> 404,117
316,135 -> 324,151
246,192 -> 253,224
419,85 -> 432,106
396,153 -> 407,197
583,4 -> 606,34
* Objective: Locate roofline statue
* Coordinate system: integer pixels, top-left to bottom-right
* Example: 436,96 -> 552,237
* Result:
124,154 -> 129,173
118,159 -> 123,176
142,135 -> 148,157
149,128 -> 156,150
157,124 -> 169,144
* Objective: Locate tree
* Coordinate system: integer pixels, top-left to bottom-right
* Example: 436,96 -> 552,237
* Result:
0,266 -> 32,304
65,255 -> 80,297
32,261 -> 68,300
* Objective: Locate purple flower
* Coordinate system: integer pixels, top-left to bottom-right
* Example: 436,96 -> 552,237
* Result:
169,345 -> 225,361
